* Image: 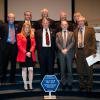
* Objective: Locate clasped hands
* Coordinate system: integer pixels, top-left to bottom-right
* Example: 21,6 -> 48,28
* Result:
61,48 -> 68,55
26,52 -> 31,57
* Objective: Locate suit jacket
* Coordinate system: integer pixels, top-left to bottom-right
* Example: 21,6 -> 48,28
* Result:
74,26 -> 96,57
56,31 -> 75,53
16,33 -> 36,62
35,28 -> 56,54
1,23 -> 18,50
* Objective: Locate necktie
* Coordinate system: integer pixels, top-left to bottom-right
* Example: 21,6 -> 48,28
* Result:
45,29 -> 50,45
78,28 -> 83,48
63,31 -> 67,48
10,24 -> 15,44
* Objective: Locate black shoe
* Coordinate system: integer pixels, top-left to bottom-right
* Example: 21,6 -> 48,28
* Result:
24,89 -> 28,92
28,88 -> 34,92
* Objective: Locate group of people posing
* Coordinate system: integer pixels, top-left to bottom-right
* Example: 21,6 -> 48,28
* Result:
0,8 -> 96,92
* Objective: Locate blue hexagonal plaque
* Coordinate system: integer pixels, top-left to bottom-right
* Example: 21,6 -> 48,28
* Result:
41,75 -> 60,92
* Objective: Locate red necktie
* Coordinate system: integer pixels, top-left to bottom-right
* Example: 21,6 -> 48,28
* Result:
45,29 -> 50,45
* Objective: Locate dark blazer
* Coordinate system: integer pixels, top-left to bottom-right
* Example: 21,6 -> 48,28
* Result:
35,28 -> 56,55
74,26 -> 96,57
1,23 -> 18,49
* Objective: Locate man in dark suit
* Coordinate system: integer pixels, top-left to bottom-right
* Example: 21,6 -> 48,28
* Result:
74,16 -> 96,92
1,13 -> 18,84
18,11 -> 35,33
35,18 -> 56,79
35,8 -> 56,30
56,20 -> 75,90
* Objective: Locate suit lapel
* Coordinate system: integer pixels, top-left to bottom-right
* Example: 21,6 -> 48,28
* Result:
84,26 -> 88,44
66,31 -> 70,43
40,29 -> 43,43
59,31 -> 63,42
74,28 -> 79,48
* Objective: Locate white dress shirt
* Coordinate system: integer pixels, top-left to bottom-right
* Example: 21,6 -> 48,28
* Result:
62,30 -> 68,40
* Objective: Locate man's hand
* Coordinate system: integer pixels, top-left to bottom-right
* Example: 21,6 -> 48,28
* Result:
62,48 -> 68,55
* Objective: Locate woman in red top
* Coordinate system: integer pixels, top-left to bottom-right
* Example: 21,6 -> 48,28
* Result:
17,22 -> 36,90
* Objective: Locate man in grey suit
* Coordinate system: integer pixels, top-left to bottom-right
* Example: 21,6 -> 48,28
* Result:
56,20 -> 75,90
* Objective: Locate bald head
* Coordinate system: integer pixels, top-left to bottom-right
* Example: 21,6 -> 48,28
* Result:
8,13 -> 15,18
41,8 -> 48,13
41,8 -> 49,18
7,13 -> 15,23
60,11 -> 67,21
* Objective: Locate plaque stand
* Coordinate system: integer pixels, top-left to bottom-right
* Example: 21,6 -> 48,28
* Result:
44,92 -> 56,99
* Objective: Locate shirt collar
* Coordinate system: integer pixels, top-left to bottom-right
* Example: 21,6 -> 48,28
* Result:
62,30 -> 68,33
